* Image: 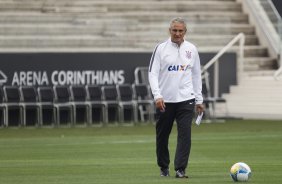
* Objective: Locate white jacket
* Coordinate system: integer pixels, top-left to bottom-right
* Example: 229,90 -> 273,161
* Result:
148,38 -> 203,104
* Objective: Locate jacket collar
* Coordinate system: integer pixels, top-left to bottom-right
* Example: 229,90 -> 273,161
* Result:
168,37 -> 185,48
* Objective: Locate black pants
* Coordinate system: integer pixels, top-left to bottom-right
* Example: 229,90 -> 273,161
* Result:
156,99 -> 195,171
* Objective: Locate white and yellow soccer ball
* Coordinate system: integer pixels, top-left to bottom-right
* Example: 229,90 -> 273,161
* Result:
230,162 -> 252,182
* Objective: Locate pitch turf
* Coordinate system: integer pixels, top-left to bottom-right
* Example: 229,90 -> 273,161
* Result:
0,120 -> 281,184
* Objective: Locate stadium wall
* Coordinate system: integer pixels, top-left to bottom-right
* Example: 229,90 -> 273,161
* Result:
0,52 -> 236,97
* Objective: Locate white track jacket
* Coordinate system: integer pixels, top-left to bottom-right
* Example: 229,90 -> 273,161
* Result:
148,38 -> 203,104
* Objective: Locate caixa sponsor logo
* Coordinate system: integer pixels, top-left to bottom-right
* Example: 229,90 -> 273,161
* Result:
168,65 -> 191,71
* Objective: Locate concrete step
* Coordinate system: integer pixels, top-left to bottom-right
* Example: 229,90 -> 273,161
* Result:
223,95 -> 282,102
226,76 -> 279,85
0,36 -> 137,47
0,10 -> 246,16
243,64 -> 275,71
243,46 -> 269,57
138,35 -> 258,46
0,25 -> 254,36
243,57 -> 277,71
225,92 -> 282,104
0,15 -> 78,24
1,0 -> 237,2
228,87 -> 282,94
101,12 -> 249,24
221,75 -> 282,119
0,35 -> 260,49
242,70 -> 276,77
0,4 -> 105,13
0,0 -> 239,12
0,43 -> 271,54
134,37 -> 268,51
0,27 -> 258,45
223,99 -> 282,119
0,47 -> 151,53
241,75 -> 282,82
244,57 -> 277,66
134,24 -> 255,35
0,1 -> 242,12
226,103 -> 282,112
38,0 -> 239,5
0,13 -> 249,24
0,23 -> 133,35
225,113 -> 282,120
0,23 -> 256,36
226,104 -> 282,114
226,106 -> 282,119
0,0 -> 237,2
182,45 -> 269,58
41,6 -> 241,14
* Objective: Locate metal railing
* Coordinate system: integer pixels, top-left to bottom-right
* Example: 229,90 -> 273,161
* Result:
252,0 -> 282,79
263,0 -> 282,79
201,33 -> 245,98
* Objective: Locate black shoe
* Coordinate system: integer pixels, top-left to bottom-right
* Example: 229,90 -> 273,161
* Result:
175,170 -> 188,178
160,168 -> 170,177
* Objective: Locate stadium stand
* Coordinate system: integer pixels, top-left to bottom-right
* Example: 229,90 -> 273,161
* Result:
0,0 -> 281,120
220,0 -> 282,119
0,0 -> 270,58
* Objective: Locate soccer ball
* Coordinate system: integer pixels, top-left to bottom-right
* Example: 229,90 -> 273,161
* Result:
230,162 -> 251,182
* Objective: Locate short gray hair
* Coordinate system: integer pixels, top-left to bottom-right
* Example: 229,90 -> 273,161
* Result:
170,17 -> 187,30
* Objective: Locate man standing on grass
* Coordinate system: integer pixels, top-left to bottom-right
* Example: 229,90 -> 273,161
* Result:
148,17 -> 204,178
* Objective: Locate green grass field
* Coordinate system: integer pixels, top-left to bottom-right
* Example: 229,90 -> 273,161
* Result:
0,120 -> 282,184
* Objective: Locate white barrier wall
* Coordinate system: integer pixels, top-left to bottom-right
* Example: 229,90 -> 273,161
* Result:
0,52 -> 236,96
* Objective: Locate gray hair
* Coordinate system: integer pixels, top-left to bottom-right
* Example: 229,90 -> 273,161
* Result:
170,17 -> 187,30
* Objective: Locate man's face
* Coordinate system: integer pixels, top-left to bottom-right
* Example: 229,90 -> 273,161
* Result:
169,22 -> 186,45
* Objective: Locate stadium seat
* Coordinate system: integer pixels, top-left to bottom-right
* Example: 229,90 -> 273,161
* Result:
20,86 -> 40,126
37,86 -> 57,126
117,84 -> 138,123
132,84 -> 155,122
134,67 -> 149,84
101,85 -> 121,124
86,85 -> 107,125
70,85 -> 90,125
53,85 -> 74,126
3,86 -> 24,127
0,87 -> 7,127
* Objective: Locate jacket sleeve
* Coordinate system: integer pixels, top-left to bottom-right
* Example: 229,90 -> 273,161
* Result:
192,49 -> 203,104
148,45 -> 163,100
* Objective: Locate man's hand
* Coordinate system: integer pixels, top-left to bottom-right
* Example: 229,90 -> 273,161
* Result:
155,98 -> 166,112
195,104 -> 205,114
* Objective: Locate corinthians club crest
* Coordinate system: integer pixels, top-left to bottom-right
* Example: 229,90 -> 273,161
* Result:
185,51 -> 192,59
